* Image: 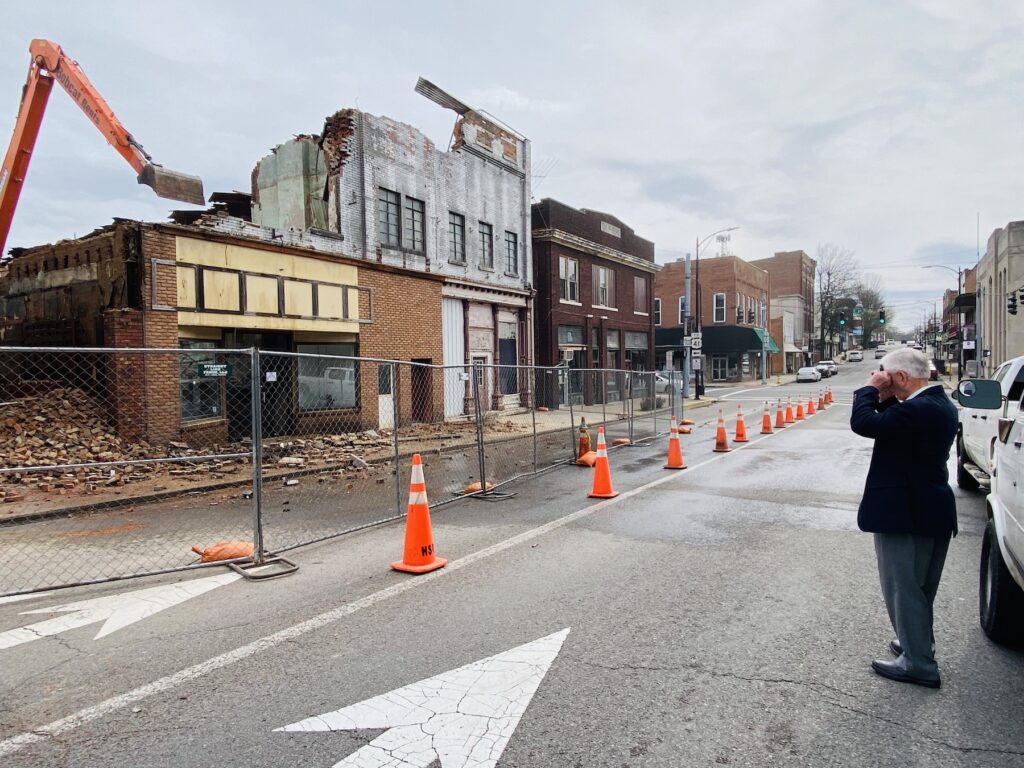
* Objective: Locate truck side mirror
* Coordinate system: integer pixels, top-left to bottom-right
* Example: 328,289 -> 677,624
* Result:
955,379 -> 1002,409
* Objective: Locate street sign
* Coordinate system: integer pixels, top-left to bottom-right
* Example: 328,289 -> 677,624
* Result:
853,305 -> 864,318
690,332 -> 702,351
277,628 -> 570,768
691,332 -> 702,341
963,340 -> 976,350
692,357 -> 703,370
682,336 -> 692,348
198,363 -> 232,378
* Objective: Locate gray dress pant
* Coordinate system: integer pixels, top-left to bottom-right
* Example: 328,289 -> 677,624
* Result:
873,532 -> 951,677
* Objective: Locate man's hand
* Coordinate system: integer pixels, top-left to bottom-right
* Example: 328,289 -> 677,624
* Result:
866,370 -> 891,393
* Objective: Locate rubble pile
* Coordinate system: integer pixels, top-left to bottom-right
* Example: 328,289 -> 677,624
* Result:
0,388 -> 530,507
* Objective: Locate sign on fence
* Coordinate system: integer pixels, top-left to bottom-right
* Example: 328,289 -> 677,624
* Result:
198,363 -> 233,378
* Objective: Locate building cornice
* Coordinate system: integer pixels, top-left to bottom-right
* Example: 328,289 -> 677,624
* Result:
533,228 -> 660,274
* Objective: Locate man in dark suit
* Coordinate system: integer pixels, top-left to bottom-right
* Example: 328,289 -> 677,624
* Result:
850,347 -> 958,689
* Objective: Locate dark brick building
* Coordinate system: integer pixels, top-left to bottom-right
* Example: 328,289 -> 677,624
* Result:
532,199 -> 658,406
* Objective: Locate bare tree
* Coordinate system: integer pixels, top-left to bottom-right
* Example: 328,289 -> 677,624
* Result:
856,273 -> 890,347
816,243 -> 859,357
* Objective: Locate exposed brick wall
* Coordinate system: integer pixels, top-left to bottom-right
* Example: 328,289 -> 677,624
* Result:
358,270 -> 444,426
138,228 -> 182,446
103,309 -> 146,441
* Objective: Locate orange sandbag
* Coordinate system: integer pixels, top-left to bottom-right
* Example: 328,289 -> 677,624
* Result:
191,540 -> 254,562
463,481 -> 495,493
576,451 -> 598,467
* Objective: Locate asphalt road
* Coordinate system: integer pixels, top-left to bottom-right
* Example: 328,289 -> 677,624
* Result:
1,360 -> 1022,767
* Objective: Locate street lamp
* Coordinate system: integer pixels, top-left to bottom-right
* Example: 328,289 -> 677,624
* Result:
691,226 -> 739,397
922,264 -> 964,376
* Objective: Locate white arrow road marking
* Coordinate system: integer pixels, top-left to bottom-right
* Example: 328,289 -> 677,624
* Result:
0,591 -> 54,605
0,572 -> 241,650
277,628 -> 570,768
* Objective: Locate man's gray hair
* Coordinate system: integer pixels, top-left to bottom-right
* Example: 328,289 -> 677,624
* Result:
880,348 -> 929,379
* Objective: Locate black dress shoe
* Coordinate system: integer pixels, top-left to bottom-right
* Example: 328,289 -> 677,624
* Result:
871,659 -> 940,689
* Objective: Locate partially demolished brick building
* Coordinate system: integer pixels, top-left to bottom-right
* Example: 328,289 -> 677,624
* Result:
0,80 -> 533,446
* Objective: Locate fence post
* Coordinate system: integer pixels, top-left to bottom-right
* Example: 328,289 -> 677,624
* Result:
567,367 -> 576,460
472,361 -> 487,493
391,362 -> 402,518
530,367 -> 538,473
249,347 -> 265,564
601,370 -> 607,427
627,372 -> 635,444
651,372 -> 657,435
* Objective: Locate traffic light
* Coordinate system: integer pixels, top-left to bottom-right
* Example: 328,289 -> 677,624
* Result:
879,310 -> 886,325
1009,291 -> 1019,316
838,312 -> 846,327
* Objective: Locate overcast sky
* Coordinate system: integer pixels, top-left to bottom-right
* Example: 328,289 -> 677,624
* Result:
3,0 -> 1022,329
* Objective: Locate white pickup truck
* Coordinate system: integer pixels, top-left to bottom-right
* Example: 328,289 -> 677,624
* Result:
958,355 -> 1024,490
955,377 -> 1024,644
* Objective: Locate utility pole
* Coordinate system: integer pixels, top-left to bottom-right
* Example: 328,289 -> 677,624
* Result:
682,253 -> 692,399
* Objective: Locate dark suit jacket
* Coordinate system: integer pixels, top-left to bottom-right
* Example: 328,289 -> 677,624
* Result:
850,384 -> 958,537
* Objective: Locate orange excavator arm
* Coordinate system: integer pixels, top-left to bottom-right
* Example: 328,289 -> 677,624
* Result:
0,39 -> 204,255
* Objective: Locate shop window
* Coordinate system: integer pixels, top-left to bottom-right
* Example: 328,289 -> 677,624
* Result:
296,342 -> 357,410
179,340 -> 221,422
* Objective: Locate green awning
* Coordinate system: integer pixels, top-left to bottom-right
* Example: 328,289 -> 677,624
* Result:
755,328 -> 781,354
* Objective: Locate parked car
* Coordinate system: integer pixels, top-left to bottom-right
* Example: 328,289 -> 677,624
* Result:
796,366 -> 822,382
957,355 -> 1024,490
848,350 -> 864,362
874,348 -> 886,359
824,360 -> 839,376
954,378 -> 1024,644
815,362 -> 832,378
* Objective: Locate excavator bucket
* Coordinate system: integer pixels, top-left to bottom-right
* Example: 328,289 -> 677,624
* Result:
137,163 -> 205,206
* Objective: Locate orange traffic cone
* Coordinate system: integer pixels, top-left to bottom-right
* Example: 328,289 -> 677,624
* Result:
588,427 -> 619,498
796,397 -> 805,420
391,454 -> 447,574
818,390 -> 826,410
713,410 -> 732,452
664,421 -> 687,469
826,387 -> 833,405
807,394 -> 816,415
775,399 -> 786,429
785,396 -> 795,424
734,405 -> 749,442
761,401 -> 773,434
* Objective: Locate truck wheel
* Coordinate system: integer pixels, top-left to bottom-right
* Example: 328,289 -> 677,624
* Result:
979,519 -> 1024,645
957,439 -> 980,491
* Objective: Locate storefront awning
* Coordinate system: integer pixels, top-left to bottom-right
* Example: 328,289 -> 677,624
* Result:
783,343 -> 801,354
754,328 -> 781,354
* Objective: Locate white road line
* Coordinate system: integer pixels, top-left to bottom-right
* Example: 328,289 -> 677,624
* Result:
0,416 -> 815,758
0,592 -> 53,605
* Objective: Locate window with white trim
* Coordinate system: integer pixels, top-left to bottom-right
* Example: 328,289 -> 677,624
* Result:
654,298 -> 661,326
678,296 -> 686,324
593,265 -> 615,307
559,255 -> 579,302
713,293 -> 726,323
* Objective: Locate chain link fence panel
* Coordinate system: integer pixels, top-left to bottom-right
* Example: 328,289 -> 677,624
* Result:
0,347 -> 258,596
0,347 -> 671,596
